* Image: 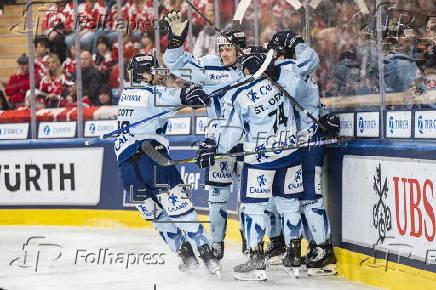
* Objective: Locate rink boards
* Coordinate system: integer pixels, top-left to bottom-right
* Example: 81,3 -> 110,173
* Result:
0,137 -> 435,289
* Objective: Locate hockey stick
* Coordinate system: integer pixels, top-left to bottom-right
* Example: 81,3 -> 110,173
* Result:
183,0 -> 327,132
141,136 -> 351,167
84,76 -> 258,146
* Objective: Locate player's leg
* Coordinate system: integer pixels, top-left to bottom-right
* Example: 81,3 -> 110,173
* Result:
159,185 -> 221,275
117,158 -> 197,271
235,158 -> 248,254
233,165 -> 275,281
301,213 -> 317,265
300,133 -> 336,276
264,197 -> 285,265
272,157 -> 305,277
205,156 -> 236,259
136,152 -> 221,275
208,185 -> 229,259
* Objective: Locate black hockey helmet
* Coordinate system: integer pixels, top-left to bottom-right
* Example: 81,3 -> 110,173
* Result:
216,30 -> 246,50
237,45 -> 268,72
127,54 -> 159,85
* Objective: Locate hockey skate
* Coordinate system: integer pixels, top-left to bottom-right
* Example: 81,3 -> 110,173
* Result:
211,241 -> 224,260
177,241 -> 199,272
306,240 -> 337,276
198,244 -> 222,278
283,239 -> 302,278
233,242 -> 267,281
265,235 -> 286,267
301,240 -> 317,271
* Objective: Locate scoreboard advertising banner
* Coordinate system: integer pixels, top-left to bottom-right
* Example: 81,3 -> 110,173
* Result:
0,148 -> 103,205
342,155 -> 436,263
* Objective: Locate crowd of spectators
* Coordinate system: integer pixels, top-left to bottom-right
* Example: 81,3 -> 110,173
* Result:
0,0 -> 435,111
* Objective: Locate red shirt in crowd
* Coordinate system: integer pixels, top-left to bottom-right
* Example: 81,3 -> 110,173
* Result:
39,72 -> 68,108
34,54 -> 49,78
62,57 -> 76,78
63,0 -> 107,31
41,4 -> 67,32
4,71 -> 40,105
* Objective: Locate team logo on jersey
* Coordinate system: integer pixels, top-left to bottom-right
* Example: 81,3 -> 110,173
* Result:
257,175 -> 267,187
208,72 -> 231,82
371,163 -> 392,244
294,169 -> 302,183
168,193 -> 178,206
120,94 -> 141,102
220,161 -> 229,173
255,144 -> 269,162
247,89 -> 259,102
212,188 -> 220,196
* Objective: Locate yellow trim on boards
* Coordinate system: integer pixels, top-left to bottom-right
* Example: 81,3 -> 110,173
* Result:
0,208 -> 435,289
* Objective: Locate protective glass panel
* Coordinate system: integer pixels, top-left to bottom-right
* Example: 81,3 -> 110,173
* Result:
309,0 -> 381,112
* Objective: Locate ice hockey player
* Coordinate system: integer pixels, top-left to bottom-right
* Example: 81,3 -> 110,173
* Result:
258,30 -> 323,267
114,53 -> 221,276
196,46 -> 309,281
267,31 -> 340,276
163,10 -> 247,259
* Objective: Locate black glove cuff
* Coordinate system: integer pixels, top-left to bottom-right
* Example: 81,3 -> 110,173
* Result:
168,34 -> 185,49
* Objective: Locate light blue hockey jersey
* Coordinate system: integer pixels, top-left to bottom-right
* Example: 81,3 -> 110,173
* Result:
114,86 -> 182,164
163,46 -> 244,120
277,61 -> 321,132
216,70 -> 304,169
164,44 -> 320,132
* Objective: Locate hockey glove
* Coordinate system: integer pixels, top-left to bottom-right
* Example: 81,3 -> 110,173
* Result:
267,30 -> 304,58
164,10 -> 188,49
195,138 -> 217,168
240,53 -> 281,81
319,113 -> 340,137
180,83 -> 210,107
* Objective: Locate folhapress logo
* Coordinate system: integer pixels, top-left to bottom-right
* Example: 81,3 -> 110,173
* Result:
43,125 -> 51,135
10,236 -> 63,272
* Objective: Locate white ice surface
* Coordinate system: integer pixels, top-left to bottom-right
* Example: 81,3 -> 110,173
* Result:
0,226 -> 377,290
